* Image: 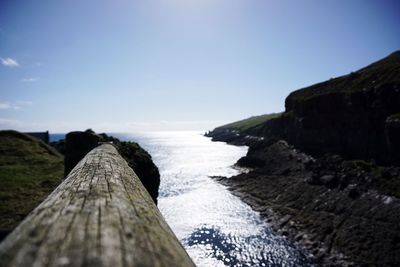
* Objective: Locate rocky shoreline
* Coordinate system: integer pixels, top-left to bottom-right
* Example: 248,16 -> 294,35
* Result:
206,51 -> 400,266
209,138 -> 400,266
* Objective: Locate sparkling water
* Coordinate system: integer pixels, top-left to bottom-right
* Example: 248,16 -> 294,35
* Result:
114,131 -> 313,267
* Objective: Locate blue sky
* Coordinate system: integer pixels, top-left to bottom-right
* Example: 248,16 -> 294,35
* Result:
1,0 -> 399,132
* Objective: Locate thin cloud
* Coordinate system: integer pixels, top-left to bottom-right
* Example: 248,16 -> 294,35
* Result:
0,101 -> 32,111
0,118 -> 23,128
0,103 -> 19,110
0,118 -> 41,131
21,77 -> 39,82
0,57 -> 19,67
0,103 -> 12,109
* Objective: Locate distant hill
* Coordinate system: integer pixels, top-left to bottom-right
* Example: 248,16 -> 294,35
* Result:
0,130 -> 63,240
213,113 -> 282,132
205,113 -> 283,145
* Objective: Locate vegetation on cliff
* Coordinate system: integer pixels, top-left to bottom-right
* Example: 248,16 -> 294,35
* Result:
286,50 -> 400,105
207,51 -> 400,266
213,113 -> 282,132
208,50 -> 400,164
205,113 -> 283,146
0,130 -> 63,239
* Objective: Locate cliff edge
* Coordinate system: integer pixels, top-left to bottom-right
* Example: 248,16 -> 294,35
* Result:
208,50 -> 400,164
207,51 -> 400,266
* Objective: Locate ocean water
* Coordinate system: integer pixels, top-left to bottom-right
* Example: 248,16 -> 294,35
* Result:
49,133 -> 65,142
114,131 -> 314,267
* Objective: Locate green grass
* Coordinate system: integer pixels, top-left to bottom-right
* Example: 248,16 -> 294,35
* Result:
287,51 -> 400,105
216,113 -> 283,132
0,130 -> 63,234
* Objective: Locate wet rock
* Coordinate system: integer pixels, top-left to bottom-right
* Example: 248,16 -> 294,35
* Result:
211,139 -> 400,266
348,186 -> 361,199
236,156 -> 265,168
320,175 -> 336,185
281,230 -> 289,236
385,113 -> 400,163
295,233 -> 304,241
279,215 -> 291,227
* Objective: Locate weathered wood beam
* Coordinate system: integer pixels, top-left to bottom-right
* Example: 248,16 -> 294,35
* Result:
0,144 -> 194,267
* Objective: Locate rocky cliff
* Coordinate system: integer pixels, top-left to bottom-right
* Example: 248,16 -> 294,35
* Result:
282,51 -> 400,164
208,51 -> 400,165
207,51 -> 400,266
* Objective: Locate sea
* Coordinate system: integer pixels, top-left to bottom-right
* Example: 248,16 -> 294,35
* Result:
50,131 -> 313,267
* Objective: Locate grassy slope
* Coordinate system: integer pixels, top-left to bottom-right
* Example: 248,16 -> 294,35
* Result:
0,130 -> 63,235
287,50 -> 400,103
216,113 -> 282,132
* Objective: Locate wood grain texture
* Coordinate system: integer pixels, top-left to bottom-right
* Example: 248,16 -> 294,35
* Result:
0,144 -> 194,267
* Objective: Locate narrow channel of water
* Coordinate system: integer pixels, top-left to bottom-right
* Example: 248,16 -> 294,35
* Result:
113,131 -> 314,267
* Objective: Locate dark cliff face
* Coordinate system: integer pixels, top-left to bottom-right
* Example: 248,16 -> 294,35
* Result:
62,130 -> 160,204
206,51 -> 400,266
245,51 -> 400,164
209,51 -> 400,164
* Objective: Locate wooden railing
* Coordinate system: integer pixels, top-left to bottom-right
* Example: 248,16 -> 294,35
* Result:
0,144 -> 194,267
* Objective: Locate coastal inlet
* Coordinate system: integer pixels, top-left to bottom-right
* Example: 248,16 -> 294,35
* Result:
115,131 -> 314,267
